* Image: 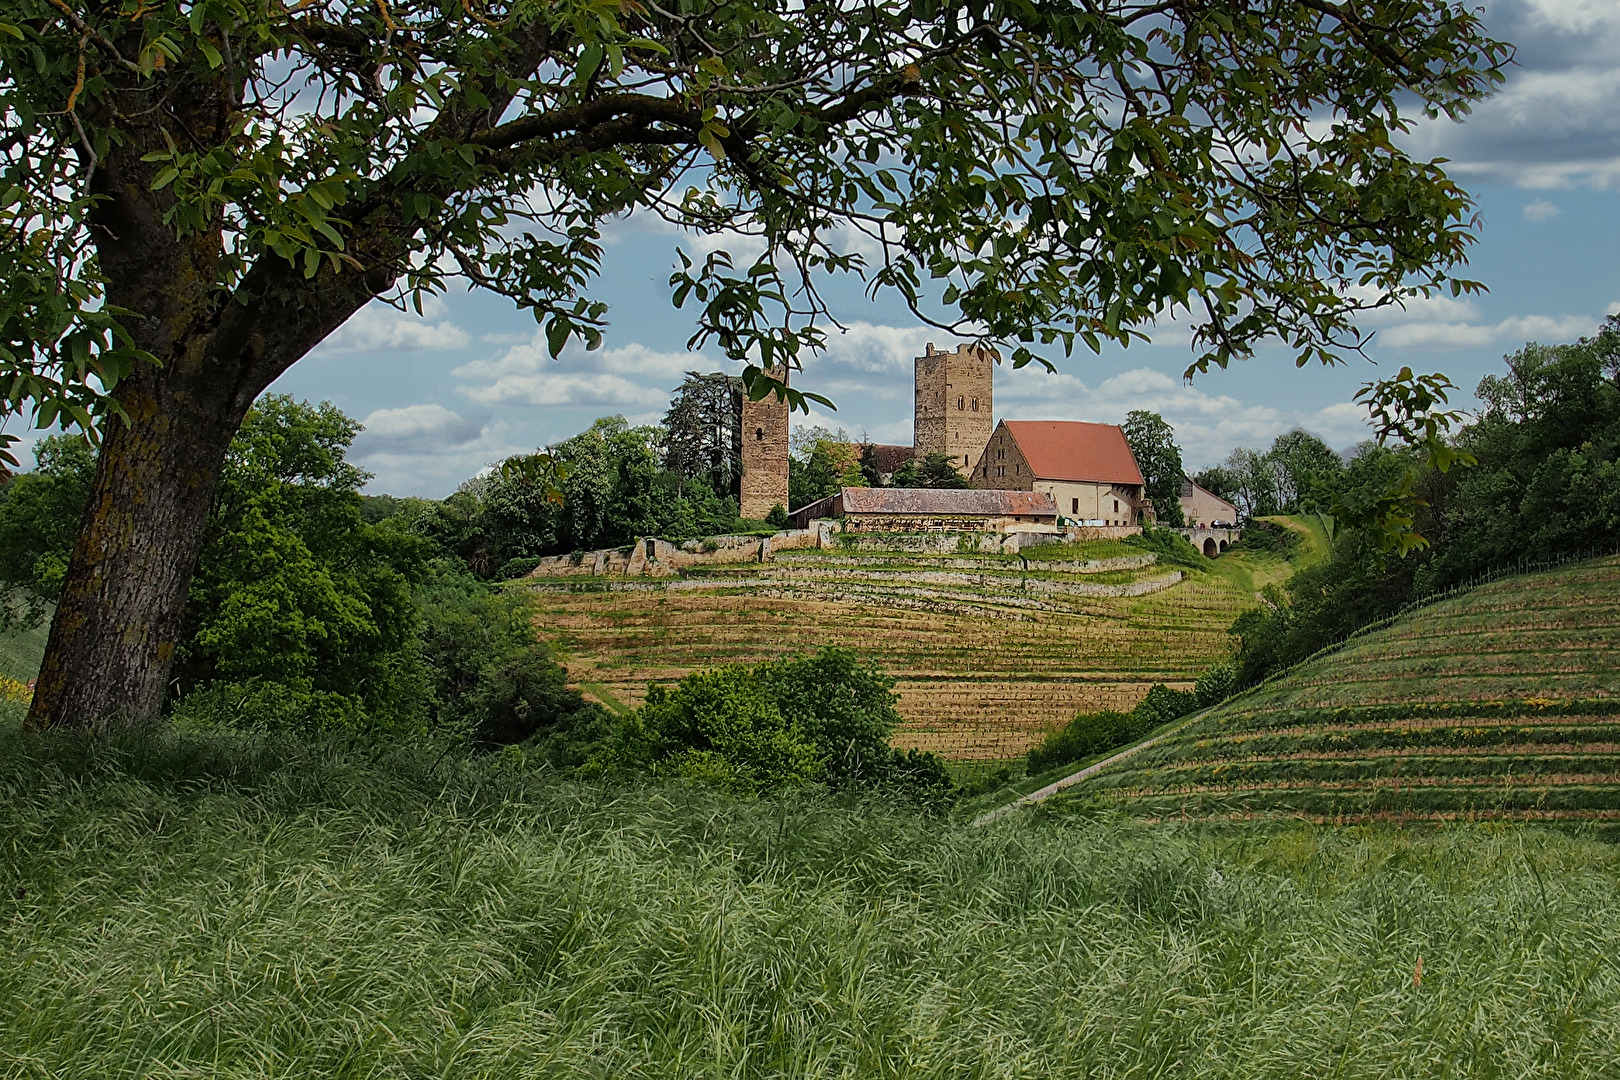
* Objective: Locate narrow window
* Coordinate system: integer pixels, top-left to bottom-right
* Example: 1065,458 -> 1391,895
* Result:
957,396 -> 965,410
756,427 -> 765,441
1113,499 -> 1119,512
971,397 -> 979,412
1072,498 -> 1079,514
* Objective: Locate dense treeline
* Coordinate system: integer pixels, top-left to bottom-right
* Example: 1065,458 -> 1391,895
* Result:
1230,318 -> 1620,688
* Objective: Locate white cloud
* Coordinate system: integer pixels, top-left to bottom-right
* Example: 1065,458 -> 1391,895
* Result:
358,419 -> 534,496
355,404 -> 487,452
1523,198 -> 1564,222
1376,312 -> 1599,349
461,370 -> 673,409
996,364 -> 1370,465
814,322 -> 938,372
320,298 -> 471,354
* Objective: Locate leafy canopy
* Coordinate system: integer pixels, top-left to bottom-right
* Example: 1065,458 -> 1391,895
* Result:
2,0 -> 1507,471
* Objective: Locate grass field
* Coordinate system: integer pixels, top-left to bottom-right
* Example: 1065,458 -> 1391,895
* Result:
521,534 -> 1309,765
1059,556 -> 1620,822
5,726 -> 1620,1078
0,614 -> 48,684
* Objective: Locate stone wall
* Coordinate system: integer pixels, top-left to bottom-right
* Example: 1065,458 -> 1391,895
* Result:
739,366 -> 790,519
524,528 -> 824,579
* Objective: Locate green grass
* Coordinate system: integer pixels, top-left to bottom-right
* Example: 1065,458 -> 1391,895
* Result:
5,726 -> 1620,1077
1062,556 -> 1620,822
0,612 -> 49,683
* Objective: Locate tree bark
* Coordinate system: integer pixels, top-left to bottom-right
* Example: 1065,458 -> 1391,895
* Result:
26,365 -> 251,728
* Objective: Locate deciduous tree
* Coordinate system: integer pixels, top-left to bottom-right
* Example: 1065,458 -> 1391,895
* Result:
4,0 -> 1508,727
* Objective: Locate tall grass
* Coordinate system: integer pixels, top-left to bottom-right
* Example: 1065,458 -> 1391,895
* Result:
4,724 -> 1620,1077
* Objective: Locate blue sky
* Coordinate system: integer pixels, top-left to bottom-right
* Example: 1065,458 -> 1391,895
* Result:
257,0 -> 1620,495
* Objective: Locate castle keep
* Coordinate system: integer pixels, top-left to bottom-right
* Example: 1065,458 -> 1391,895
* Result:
739,366 -> 791,519
913,342 -> 994,475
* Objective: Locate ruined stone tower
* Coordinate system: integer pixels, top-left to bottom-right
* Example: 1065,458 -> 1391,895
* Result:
914,342 -> 995,475
739,366 -> 790,518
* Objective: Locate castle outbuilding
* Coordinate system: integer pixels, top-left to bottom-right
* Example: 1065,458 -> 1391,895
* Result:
972,420 -> 1150,526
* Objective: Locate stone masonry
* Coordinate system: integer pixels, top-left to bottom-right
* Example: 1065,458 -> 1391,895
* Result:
914,343 -> 994,476
739,365 -> 790,519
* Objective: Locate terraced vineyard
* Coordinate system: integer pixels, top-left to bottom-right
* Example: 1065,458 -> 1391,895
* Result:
1060,556 -> 1620,822
523,540 -> 1300,761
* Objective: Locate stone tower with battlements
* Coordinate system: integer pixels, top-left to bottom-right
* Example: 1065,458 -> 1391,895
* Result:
914,342 -> 995,475
739,366 -> 790,519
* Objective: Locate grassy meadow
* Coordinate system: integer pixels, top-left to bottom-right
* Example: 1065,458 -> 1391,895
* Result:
1063,556 -> 1620,822
522,533 -> 1311,766
0,615 -> 47,685
4,725 -> 1620,1078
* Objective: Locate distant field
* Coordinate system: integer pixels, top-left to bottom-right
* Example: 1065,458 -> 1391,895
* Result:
1061,556 -> 1620,822
523,531 -> 1308,762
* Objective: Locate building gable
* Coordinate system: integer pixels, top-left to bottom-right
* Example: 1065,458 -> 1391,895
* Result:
999,421 -> 1144,487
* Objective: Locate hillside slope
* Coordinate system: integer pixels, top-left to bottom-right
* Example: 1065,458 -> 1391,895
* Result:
1061,556 -> 1620,822
524,539 -> 1300,763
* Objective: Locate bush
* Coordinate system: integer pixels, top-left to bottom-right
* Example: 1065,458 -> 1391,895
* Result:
592,667 -> 822,796
1227,519 -> 1302,556
1027,683 -> 1202,774
464,650 -> 614,757
1194,659 -> 1237,708
496,556 -> 544,580
590,648 -> 955,802
1126,527 -> 1212,571
765,504 -> 790,529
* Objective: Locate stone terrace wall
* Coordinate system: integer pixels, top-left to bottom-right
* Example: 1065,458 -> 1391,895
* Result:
525,528 -> 825,579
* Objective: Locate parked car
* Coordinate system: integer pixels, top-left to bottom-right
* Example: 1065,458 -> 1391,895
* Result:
1210,519 -> 1233,528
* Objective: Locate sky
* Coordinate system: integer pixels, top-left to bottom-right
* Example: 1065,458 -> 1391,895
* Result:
185,1 -> 1620,494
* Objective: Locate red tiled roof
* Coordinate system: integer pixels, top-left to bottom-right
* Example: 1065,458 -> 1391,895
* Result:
840,487 -> 1057,517
1001,421 -> 1144,486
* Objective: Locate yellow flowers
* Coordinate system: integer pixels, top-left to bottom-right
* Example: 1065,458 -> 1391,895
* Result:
0,676 -> 31,703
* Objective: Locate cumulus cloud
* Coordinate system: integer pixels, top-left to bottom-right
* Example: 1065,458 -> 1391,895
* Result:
321,297 -> 471,354
1523,198 -> 1564,222
358,419 -> 535,496
1376,312 -> 1599,349
355,404 -> 488,454
996,365 -> 1370,466
1399,0 -> 1620,188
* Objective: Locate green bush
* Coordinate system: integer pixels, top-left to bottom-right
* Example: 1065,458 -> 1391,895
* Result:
1027,683 -> 1201,774
765,504 -> 790,529
591,648 -> 953,802
1125,527 -> 1212,571
592,667 -> 822,796
496,555 -> 544,579
1194,658 -> 1237,708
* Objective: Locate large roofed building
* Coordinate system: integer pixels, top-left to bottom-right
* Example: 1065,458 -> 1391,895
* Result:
972,420 -> 1150,526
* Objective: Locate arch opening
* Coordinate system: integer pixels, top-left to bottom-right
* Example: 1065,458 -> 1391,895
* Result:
1218,540 -> 1229,553
1203,538 -> 1218,557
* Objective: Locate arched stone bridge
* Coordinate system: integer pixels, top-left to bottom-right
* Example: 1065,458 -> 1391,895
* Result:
1175,526 -> 1242,557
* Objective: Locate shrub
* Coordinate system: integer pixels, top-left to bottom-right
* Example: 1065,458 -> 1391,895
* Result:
591,648 -> 954,803
1027,684 -> 1202,774
1126,527 -> 1212,570
1194,659 -> 1237,708
761,647 -> 901,787
464,650 -> 614,757
765,504 -> 790,529
496,556 -> 544,580
592,667 -> 822,796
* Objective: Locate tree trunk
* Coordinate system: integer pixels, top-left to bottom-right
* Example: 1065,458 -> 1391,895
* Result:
26,364 -> 250,729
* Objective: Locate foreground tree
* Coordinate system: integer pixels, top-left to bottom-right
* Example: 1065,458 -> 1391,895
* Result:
5,0 -> 1507,727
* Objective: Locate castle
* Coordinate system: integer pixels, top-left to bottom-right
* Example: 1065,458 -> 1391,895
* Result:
740,343 -> 1151,526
